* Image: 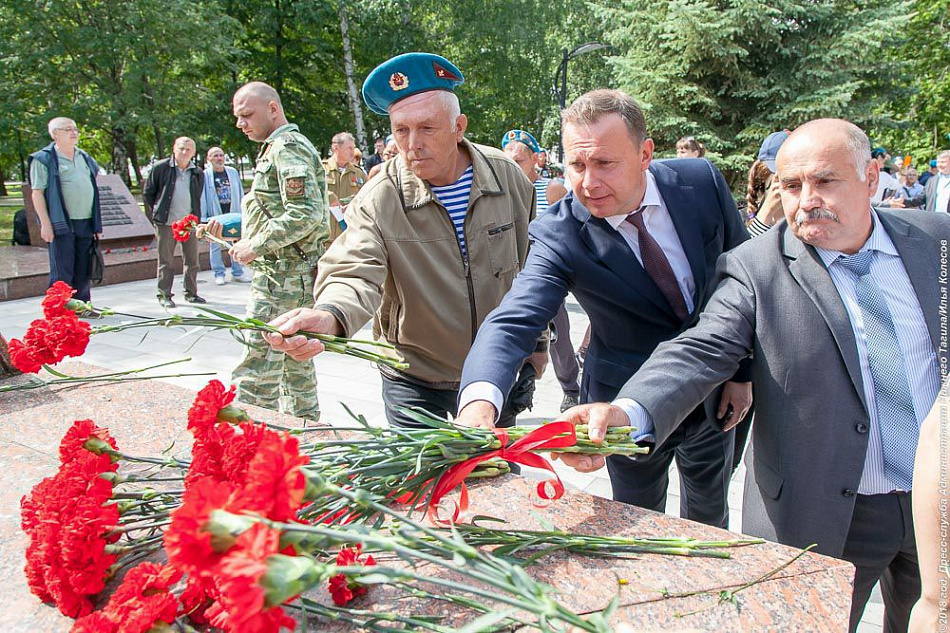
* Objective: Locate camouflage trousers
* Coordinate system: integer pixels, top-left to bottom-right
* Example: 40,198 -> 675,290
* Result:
232,268 -> 320,422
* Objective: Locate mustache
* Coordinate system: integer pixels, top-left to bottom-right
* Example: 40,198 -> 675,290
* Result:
795,208 -> 838,227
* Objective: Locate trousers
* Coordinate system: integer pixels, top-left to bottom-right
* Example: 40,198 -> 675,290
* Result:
154,223 -> 198,298
48,218 -> 94,302
232,269 -> 320,421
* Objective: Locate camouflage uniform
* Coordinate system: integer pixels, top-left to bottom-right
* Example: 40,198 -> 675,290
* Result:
231,123 -> 330,422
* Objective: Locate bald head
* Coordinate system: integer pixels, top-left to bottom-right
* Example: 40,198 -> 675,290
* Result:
235,82 -> 283,108
778,119 -> 871,182
233,82 -> 288,142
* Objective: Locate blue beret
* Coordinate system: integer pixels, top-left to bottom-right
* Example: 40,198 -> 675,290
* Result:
362,53 -> 464,116
215,212 -> 242,239
501,129 -> 540,154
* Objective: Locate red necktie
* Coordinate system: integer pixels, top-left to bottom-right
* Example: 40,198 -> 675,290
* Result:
626,210 -> 689,321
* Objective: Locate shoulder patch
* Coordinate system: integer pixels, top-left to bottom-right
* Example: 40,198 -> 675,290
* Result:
286,177 -> 306,198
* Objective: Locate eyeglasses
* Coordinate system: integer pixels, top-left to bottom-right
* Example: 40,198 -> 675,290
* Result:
55,127 -> 80,133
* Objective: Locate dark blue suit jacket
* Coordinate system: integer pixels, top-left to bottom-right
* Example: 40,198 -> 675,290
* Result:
460,158 -> 750,407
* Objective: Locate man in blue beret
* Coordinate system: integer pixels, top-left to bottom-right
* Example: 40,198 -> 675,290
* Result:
503,129 -> 581,412
262,53 -> 544,429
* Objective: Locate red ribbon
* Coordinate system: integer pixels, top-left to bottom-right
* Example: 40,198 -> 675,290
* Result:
426,422 -> 577,523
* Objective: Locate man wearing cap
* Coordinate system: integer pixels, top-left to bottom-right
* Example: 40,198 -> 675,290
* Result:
918,159 -> 937,187
746,131 -> 789,237
323,132 -> 368,247
222,81 -> 330,422
454,90 -> 752,529
503,129 -> 581,411
262,53 -> 539,429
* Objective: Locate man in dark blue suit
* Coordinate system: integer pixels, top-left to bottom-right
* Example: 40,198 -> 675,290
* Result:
455,90 -> 751,527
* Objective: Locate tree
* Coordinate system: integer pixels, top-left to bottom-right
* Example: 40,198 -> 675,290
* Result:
0,0 -> 237,185
594,0 -> 912,182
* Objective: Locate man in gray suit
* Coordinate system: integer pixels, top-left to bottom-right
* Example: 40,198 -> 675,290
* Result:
918,149 -> 950,213
557,119 -> 949,631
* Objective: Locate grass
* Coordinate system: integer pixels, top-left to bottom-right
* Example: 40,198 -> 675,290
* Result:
0,192 -> 24,246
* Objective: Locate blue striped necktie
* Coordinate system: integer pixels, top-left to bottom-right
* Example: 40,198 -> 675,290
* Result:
837,250 -> 918,490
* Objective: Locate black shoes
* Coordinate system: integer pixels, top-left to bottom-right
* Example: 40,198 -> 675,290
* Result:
185,295 -> 207,304
560,393 -> 579,413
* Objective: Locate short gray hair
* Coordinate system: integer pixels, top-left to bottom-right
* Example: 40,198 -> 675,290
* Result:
47,117 -> 75,136
561,89 -> 647,145
332,132 -> 355,146
938,150 -> 950,162
842,124 -> 871,182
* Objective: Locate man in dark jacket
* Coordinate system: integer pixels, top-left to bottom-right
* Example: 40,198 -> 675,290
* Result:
29,117 -> 102,302
143,136 -> 205,308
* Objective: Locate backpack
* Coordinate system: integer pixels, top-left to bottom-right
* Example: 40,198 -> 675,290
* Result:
12,209 -> 30,246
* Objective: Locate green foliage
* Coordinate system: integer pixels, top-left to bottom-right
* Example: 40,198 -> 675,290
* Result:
0,0 -> 940,196
594,0 -> 912,179
868,0 -> 950,167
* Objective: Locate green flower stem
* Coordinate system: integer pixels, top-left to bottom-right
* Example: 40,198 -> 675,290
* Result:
82,307 -> 409,370
290,598 -> 457,633
0,358 -> 214,392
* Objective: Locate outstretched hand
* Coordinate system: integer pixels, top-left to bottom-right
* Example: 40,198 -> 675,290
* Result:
553,403 -> 630,473
263,308 -> 342,361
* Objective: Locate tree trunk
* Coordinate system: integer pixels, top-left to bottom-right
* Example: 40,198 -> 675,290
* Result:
112,126 -> 131,187
16,128 -> 27,181
126,136 -> 143,187
0,163 -> 8,196
0,335 -> 19,377
142,77 -> 166,159
274,0 -> 284,95
339,0 -> 367,149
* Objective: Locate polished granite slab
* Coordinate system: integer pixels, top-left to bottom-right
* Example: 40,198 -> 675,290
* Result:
0,364 -> 853,631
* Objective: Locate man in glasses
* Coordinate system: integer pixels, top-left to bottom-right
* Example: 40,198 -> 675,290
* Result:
29,117 -> 103,302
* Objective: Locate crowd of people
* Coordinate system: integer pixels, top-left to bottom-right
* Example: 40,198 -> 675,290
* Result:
27,49 -> 950,632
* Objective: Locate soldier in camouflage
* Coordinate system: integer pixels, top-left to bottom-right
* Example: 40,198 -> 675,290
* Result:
221,81 -> 329,421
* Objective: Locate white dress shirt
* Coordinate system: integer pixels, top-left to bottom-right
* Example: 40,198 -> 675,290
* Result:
934,174 -> 950,214
816,212 -> 940,494
458,171 -> 695,421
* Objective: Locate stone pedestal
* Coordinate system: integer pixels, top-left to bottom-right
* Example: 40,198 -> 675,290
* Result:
0,366 -> 855,631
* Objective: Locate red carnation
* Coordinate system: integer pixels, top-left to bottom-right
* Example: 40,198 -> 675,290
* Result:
230,431 -> 309,522
42,281 -> 77,318
59,420 -> 118,465
71,562 -> 181,633
49,314 -> 91,358
180,574 -> 218,625
171,214 -> 199,242
8,313 -> 90,374
208,523 -> 296,633
165,476 -> 232,577
8,338 -> 43,373
187,380 -> 236,439
328,544 -> 376,606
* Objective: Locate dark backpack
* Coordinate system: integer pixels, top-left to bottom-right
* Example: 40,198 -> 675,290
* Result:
12,209 -> 30,246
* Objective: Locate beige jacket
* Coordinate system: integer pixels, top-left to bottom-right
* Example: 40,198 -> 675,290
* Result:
323,155 -> 368,245
313,139 -> 535,387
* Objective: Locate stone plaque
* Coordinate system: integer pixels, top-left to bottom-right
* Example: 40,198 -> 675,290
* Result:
22,173 -> 155,248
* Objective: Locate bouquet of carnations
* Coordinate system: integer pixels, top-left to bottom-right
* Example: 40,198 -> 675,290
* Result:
20,379 -> 765,632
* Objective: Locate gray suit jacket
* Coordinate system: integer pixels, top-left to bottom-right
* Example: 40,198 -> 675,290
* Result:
618,209 -> 949,557
922,174 -> 946,213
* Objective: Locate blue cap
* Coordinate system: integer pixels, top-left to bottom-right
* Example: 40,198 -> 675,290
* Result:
871,147 -> 888,159
758,131 -> 789,172
931,160 -> 938,168
501,130 -> 541,153
362,53 -> 464,116
215,212 -> 242,239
